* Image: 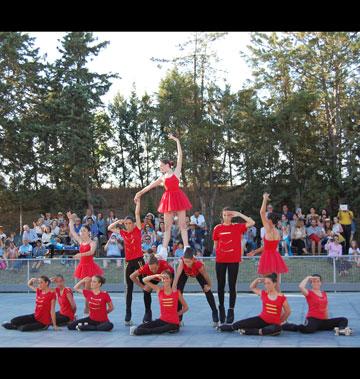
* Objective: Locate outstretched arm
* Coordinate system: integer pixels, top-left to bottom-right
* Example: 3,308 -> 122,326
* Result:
169,134 -> 182,178
66,212 -> 82,244
134,177 -> 163,202
260,193 -> 271,233
227,210 -> 255,228
135,197 -> 142,229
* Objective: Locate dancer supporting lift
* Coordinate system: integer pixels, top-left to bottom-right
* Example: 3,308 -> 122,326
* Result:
134,134 -> 192,260
282,275 -> 352,335
212,207 -> 255,324
172,247 -> 219,326
108,197 -> 145,325
52,274 -> 77,326
68,276 -> 114,331
130,270 -> 188,336
2,276 -> 58,332
218,273 -> 291,336
130,255 -> 174,323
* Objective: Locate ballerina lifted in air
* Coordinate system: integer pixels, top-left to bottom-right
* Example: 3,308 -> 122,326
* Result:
134,134 -> 192,260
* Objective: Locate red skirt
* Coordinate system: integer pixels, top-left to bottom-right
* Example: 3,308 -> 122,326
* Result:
258,250 -> 289,275
73,261 -> 104,279
157,190 -> 192,213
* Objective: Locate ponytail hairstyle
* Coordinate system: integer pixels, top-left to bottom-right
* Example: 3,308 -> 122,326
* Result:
264,272 -> 278,283
124,215 -> 136,223
39,275 -> 51,286
81,224 -> 91,233
149,255 -> 159,266
267,212 -> 280,226
94,275 -> 106,286
160,158 -> 174,168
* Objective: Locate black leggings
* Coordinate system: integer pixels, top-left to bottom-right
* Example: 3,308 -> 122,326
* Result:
177,271 -> 217,319
216,262 -> 239,308
341,224 -> 352,254
55,311 -> 71,326
125,257 -> 145,314
133,319 -> 179,335
291,239 -> 306,255
230,316 -> 281,336
143,279 -> 159,312
283,317 -> 348,334
67,317 -> 114,331
9,313 -> 48,332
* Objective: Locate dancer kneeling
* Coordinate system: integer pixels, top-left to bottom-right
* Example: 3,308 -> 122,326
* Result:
218,273 -> 291,335
130,270 -> 188,335
68,276 -> 114,331
52,274 -> 77,326
282,275 -> 352,335
2,276 -> 57,332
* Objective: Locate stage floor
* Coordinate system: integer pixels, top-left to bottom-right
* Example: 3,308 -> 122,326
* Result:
1,292 -> 359,347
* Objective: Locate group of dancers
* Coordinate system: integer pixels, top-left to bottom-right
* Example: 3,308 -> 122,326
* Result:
2,134 -> 353,337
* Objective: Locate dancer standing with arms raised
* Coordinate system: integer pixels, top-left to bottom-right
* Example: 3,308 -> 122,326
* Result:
134,134 -> 192,259
258,193 -> 288,291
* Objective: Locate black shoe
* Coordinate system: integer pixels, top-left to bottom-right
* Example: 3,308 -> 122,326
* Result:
2,322 -> 17,330
212,309 -> 219,326
217,324 -> 234,332
219,305 -> 226,324
125,310 -> 133,326
226,308 -> 234,324
143,310 -> 152,323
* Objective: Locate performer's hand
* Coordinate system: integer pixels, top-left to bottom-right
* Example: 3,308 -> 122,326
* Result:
203,284 -> 211,292
66,211 -> 76,221
247,251 -> 256,257
168,133 -> 179,142
73,253 -> 81,259
263,193 -> 271,201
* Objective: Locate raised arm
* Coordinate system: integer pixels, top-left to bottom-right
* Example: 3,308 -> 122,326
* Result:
27,277 -> 38,292
66,212 -> 81,244
299,276 -> 312,296
107,219 -> 124,233
169,134 -> 182,177
74,277 -> 90,294
143,274 -> 162,293
249,277 -> 263,296
260,193 -> 271,233
135,197 -> 142,230
228,210 -> 255,228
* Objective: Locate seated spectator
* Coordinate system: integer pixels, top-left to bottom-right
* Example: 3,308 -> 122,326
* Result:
33,219 -> 45,239
325,235 -> 342,257
154,213 -> 164,230
244,226 -> 257,254
291,220 -> 308,255
103,234 -> 122,268
41,226 -> 52,248
306,219 -> 325,255
349,240 -> 360,265
97,212 -> 106,240
58,223 -> 70,245
31,240 -> 48,272
188,222 -> 203,250
57,212 -> 65,224
0,226 -> 7,241
142,214 -> 155,231
22,224 -> 38,248
319,209 -> 329,225
143,247 -> 155,263
321,218 -> 333,248
282,204 -> 294,221
306,207 -> 319,227
106,210 -> 118,239
295,208 -> 305,221
7,232 -> 21,247
143,224 -> 156,243
171,219 -> 180,242
3,241 -> 19,270
289,214 -> 299,234
332,217 -> 345,245
13,239 -> 33,271
156,221 -> 165,243
0,239 -> 6,270
50,220 -> 60,237
265,204 -> 273,218
190,210 -> 206,230
85,217 -> 99,240
43,212 -> 53,227
82,208 -> 97,224
280,215 -> 293,256
174,242 -> 185,258
142,235 -> 153,253
73,217 -> 82,238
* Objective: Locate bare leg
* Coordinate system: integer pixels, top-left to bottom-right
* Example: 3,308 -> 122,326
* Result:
311,241 -> 315,255
162,212 -> 175,250
84,281 -> 91,314
177,210 -> 189,247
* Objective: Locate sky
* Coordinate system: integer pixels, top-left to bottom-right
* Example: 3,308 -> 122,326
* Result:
27,32 -> 254,104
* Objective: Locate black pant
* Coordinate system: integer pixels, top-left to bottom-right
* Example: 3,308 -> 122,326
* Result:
341,224 -> 352,254
143,279 -> 159,312
9,313 -> 48,332
177,271 -> 217,320
216,262 -> 239,308
67,317 -> 113,331
134,319 -> 179,335
125,257 -> 145,314
291,239 -> 306,255
231,316 -> 282,336
283,317 -> 348,334
55,311 -> 71,326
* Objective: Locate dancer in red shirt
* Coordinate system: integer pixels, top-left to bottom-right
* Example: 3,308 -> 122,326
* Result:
51,274 -> 77,326
218,273 -> 291,335
67,211 -> 103,315
258,193 -> 288,291
173,248 -> 219,326
130,255 -> 174,323
2,276 -> 57,332
130,270 -> 188,336
282,274 -> 351,335
108,197 -> 145,325
68,275 -> 114,331
212,207 -> 255,324
134,134 -> 192,260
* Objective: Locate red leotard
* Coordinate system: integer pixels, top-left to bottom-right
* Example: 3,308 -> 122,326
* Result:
55,287 -> 75,321
259,290 -> 286,325
305,290 -> 328,320
158,289 -> 180,325
119,226 -> 143,261
34,288 -> 56,325
157,174 -> 192,213
138,260 -> 174,278
181,257 -> 204,277
258,237 -> 289,275
83,289 -> 112,322
212,223 -> 248,263
73,243 -> 103,279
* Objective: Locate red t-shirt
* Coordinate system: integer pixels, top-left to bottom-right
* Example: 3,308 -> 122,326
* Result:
259,290 -> 286,325
181,257 -> 204,277
138,260 -> 174,278
34,288 -> 56,325
55,287 -> 75,321
159,289 -> 180,325
83,289 -> 112,322
212,223 -> 247,263
305,290 -> 328,320
120,226 -> 143,261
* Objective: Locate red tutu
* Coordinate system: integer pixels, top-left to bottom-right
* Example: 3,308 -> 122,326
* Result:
158,174 -> 192,213
73,243 -> 103,279
258,238 -> 289,275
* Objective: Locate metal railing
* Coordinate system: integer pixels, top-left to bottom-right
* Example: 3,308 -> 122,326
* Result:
1,256 -> 359,292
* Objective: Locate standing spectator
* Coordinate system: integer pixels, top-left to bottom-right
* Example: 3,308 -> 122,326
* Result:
7,232 -> 21,247
82,208 -> 96,224
188,222 -> 203,251
190,210 -> 206,229
97,212 -> 106,239
3,241 -> 19,270
22,225 -> 38,248
154,214 -> 164,231
350,218 -> 356,244
291,220 -> 308,255
31,240 -> 48,272
156,221 -> 166,243
73,217 -> 82,237
0,239 -> 6,270
85,217 -> 99,240
349,240 -> 359,262
103,234 -> 122,269
306,208 -> 319,227
306,219 -> 325,255
265,204 -> 273,218
282,204 -> 293,222
337,205 -> 354,255
106,210 -> 118,239
320,209 -> 329,224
